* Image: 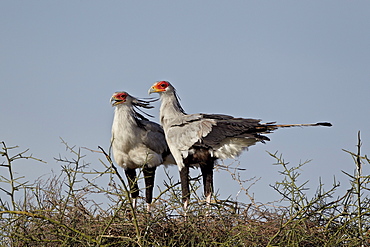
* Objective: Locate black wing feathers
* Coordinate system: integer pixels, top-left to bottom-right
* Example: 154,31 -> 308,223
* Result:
200,114 -> 272,147
198,114 -> 332,148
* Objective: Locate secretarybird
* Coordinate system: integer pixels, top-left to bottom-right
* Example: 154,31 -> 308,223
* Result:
110,91 -> 174,211
149,81 -> 332,209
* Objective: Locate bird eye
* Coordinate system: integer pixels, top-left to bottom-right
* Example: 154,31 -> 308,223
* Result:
160,82 -> 168,88
117,93 -> 126,99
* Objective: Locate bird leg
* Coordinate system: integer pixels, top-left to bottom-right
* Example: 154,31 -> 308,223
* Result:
200,161 -> 214,206
180,166 -> 190,210
143,165 -> 157,212
125,168 -> 139,208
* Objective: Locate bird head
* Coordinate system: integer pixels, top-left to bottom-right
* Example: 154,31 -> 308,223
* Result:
111,91 -> 155,109
110,91 -> 130,106
148,81 -> 172,94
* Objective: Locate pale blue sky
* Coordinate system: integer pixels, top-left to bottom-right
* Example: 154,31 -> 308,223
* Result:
1,1 -> 370,204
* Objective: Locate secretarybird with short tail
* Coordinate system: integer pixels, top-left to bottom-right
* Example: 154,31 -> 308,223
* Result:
110,91 -> 174,211
149,81 -> 332,209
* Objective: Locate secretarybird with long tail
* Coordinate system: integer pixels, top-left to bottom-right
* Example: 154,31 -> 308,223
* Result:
149,81 -> 332,209
110,91 -> 174,211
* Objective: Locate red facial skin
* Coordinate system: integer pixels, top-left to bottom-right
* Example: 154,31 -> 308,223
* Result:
111,92 -> 128,106
114,92 -> 128,101
152,81 -> 169,92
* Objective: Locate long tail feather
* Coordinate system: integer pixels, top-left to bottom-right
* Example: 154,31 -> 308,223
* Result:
270,122 -> 332,128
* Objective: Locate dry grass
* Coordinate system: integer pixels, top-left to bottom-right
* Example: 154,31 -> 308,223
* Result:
1,133 -> 370,246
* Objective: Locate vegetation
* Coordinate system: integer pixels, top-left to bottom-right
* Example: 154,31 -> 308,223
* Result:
1,132 -> 370,246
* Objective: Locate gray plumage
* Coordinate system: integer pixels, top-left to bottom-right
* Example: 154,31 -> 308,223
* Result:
111,91 -> 174,209
149,81 -> 332,208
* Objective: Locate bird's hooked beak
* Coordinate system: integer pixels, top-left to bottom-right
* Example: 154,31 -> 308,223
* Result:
110,95 -> 125,106
148,82 -> 165,95
148,86 -> 157,95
